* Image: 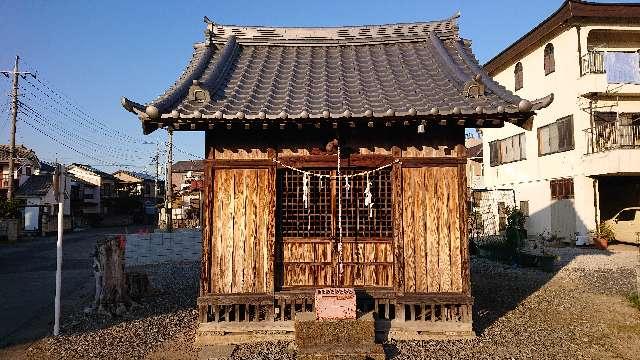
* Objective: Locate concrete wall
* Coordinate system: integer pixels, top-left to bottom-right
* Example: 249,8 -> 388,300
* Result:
125,230 -> 201,266
482,23 -> 640,238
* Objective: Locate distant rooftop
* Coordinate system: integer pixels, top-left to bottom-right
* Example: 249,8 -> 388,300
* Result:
68,163 -> 118,181
173,160 -> 204,173
0,144 -> 40,168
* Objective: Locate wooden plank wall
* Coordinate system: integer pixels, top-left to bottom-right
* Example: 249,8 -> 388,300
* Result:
401,166 -> 463,293
208,168 -> 275,294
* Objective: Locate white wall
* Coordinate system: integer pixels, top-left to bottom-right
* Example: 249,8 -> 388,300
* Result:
482,24 -> 640,238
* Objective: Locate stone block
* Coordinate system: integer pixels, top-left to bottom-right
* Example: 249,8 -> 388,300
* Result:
296,344 -> 385,360
295,312 -> 376,349
198,345 -> 236,360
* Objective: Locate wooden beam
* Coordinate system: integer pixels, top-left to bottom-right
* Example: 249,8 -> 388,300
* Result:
277,154 -> 394,168
207,159 -> 274,169
400,157 -> 466,167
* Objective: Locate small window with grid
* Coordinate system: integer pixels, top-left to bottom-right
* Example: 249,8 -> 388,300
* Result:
277,168 -> 393,239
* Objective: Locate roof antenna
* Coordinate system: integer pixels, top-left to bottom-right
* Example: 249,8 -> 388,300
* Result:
203,16 -> 214,25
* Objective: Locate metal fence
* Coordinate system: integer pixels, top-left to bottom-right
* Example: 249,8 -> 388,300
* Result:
584,123 -> 640,154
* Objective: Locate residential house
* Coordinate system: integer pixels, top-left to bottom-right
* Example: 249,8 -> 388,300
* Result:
171,160 -> 203,193
465,137 -> 483,189
113,170 -> 161,199
66,163 -> 118,216
69,176 -> 100,226
0,144 -> 41,198
15,172 -> 72,234
482,0 -> 640,241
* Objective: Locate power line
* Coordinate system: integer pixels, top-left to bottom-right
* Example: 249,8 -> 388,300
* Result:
20,94 -> 148,156
27,73 -> 145,143
21,79 -> 144,146
18,113 -> 120,166
18,103 -> 144,162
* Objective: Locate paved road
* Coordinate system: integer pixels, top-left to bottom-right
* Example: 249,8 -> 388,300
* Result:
0,226 -> 148,348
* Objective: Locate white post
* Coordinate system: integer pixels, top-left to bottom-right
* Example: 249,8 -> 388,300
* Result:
53,164 -> 64,336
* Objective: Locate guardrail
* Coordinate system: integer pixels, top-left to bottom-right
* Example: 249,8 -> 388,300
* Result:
581,51 -> 606,76
584,122 -> 640,154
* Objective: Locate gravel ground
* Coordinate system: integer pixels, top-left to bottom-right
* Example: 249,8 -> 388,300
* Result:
4,245 -> 640,359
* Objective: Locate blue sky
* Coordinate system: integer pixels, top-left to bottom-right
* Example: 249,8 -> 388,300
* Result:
0,0 -> 634,173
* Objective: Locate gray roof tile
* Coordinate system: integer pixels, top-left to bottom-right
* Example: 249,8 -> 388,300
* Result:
122,15 -> 553,134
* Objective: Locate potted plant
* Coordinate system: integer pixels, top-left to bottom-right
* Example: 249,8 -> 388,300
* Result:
593,222 -> 614,250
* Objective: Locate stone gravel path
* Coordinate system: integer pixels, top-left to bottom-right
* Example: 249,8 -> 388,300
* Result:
2,244 -> 639,359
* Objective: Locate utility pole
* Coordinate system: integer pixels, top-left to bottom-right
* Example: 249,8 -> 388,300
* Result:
166,129 -> 173,232
52,163 -> 64,336
1,55 -> 34,201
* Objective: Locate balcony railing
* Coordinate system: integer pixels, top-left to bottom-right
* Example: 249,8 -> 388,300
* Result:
581,51 -> 606,76
0,174 -> 14,189
584,122 -> 640,154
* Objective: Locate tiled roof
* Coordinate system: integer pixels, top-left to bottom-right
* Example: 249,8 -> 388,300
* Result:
15,175 -> 53,197
0,144 -> 40,168
467,143 -> 483,158
68,163 -> 118,181
172,160 -> 204,173
113,170 -> 155,182
122,15 -> 553,134
39,161 -> 56,173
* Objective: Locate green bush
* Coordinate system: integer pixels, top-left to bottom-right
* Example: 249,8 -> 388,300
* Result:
505,207 -> 526,251
0,199 -> 20,219
597,222 -> 615,242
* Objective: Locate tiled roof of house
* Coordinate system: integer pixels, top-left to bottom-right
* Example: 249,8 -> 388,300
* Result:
113,170 -> 155,182
39,161 -> 56,173
0,144 -> 41,168
68,163 -> 118,181
172,160 -> 204,173
15,174 -> 53,197
122,15 -> 553,134
467,143 -> 483,159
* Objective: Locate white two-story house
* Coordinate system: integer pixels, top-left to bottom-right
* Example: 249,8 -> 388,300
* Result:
482,0 -> 640,241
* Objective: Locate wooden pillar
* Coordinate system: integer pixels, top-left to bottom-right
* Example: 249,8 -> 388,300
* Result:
391,147 -> 404,294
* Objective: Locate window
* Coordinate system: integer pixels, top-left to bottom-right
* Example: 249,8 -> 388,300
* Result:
544,43 -> 555,75
498,201 -> 507,231
489,133 -> 527,166
25,166 -> 32,176
550,178 -> 574,200
102,183 -> 112,197
514,62 -> 523,91
519,200 -> 529,216
538,116 -> 574,156
617,209 -> 637,222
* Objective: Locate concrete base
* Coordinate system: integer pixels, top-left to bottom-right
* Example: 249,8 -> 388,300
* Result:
196,321 -> 294,345
196,315 -> 474,345
380,319 -> 475,341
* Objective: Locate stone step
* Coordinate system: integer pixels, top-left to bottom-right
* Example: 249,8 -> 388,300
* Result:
296,343 -> 385,360
294,312 -> 377,349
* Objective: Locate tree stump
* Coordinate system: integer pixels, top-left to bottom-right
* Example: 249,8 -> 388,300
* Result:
90,235 -> 133,316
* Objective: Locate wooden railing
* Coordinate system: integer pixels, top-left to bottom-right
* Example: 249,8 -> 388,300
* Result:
584,123 -> 640,154
581,51 -> 606,76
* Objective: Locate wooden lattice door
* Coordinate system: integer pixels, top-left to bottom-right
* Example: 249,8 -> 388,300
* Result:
276,168 -> 394,289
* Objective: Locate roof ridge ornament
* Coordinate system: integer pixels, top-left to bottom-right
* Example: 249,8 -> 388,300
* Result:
464,74 -> 486,98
